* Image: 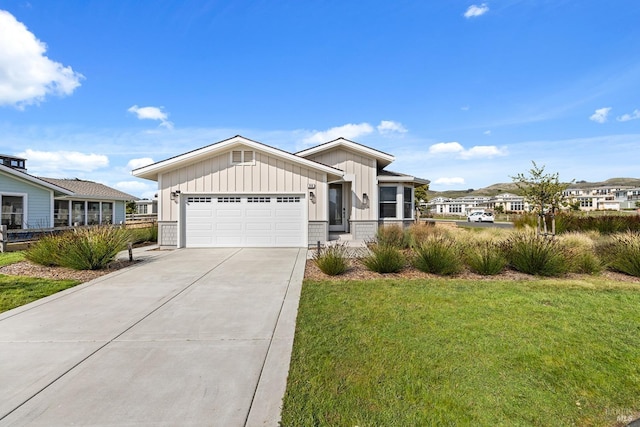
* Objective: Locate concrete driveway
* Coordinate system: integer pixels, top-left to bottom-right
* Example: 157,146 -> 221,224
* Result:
0,247 -> 306,426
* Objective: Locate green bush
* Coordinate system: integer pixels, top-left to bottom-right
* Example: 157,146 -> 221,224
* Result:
465,241 -> 507,276
503,231 -> 568,276
412,236 -> 462,276
26,226 -> 131,270
600,231 -> 640,277
558,232 -> 602,274
362,244 -> 405,273
313,244 -> 349,276
128,225 -> 158,244
376,225 -> 408,249
25,234 -> 66,266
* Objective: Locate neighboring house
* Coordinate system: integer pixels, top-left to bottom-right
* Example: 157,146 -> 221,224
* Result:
486,193 -> 526,212
0,154 -> 136,230
132,135 -> 429,248
427,196 -> 490,216
135,198 -> 158,215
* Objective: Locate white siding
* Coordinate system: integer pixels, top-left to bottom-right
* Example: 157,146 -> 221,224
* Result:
304,148 -> 377,221
158,145 -> 327,222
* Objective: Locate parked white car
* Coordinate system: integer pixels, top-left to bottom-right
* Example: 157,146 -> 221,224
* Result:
467,212 -> 495,223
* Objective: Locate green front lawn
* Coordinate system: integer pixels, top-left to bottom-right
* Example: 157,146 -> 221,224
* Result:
282,278 -> 640,426
0,251 -> 25,267
0,275 -> 80,313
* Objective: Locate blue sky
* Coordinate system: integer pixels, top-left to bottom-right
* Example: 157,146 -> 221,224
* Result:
1,0 -> 639,198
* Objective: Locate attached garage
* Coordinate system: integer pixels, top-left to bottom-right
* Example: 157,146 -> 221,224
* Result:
184,194 -> 306,247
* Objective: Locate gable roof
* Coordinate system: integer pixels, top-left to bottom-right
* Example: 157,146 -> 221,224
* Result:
132,135 -> 344,181
295,137 -> 395,168
39,178 -> 137,201
0,164 -> 73,196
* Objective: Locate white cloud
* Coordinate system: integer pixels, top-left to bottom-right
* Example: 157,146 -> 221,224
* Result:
460,145 -> 507,159
0,10 -> 83,108
428,142 -> 506,159
126,157 -> 155,170
377,120 -> 407,134
434,177 -> 465,186
589,107 -> 611,123
464,3 -> 489,18
128,105 -> 173,129
617,109 -> 640,122
302,122 -> 374,146
484,130 -> 492,135
428,142 -> 465,155
17,148 -> 108,175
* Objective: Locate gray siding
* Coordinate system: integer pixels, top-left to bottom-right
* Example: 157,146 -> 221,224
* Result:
351,221 -> 378,241
158,221 -> 178,247
0,172 -> 52,229
308,221 -> 328,245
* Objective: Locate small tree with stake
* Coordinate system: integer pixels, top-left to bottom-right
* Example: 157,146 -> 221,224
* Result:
511,162 -> 572,237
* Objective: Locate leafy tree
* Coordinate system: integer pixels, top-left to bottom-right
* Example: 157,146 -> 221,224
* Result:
126,200 -> 137,215
494,205 -> 505,214
511,162 -> 572,236
414,184 -> 430,218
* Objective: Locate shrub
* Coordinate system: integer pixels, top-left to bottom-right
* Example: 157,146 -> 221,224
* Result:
404,223 -> 442,248
362,244 -> 405,273
558,232 -> 602,274
464,241 -> 507,276
600,231 -> 640,277
503,231 -> 568,276
375,225 -> 407,248
128,225 -> 158,244
25,234 -> 66,266
26,226 -> 131,270
412,236 -> 462,276
313,244 -> 349,276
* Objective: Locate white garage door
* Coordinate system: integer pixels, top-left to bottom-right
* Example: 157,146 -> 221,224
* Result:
184,195 -> 306,247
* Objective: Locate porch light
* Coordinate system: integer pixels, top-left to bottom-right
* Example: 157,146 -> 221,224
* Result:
363,193 -> 369,205
170,190 -> 181,200
309,191 -> 316,203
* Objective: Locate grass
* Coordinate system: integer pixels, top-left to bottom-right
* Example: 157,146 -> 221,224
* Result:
0,251 -> 25,267
0,275 -> 80,313
282,278 -> 640,426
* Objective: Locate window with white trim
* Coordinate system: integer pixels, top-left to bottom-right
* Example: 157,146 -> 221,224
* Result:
379,187 -> 397,218
1,195 -> 24,229
231,150 -> 255,165
188,197 -> 213,203
248,197 -> 271,203
404,187 -> 413,219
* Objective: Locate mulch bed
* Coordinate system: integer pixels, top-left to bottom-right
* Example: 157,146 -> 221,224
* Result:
304,258 -> 640,284
0,260 -> 138,282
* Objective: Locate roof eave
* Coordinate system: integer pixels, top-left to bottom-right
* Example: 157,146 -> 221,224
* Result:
0,165 -> 74,196
132,135 -> 344,181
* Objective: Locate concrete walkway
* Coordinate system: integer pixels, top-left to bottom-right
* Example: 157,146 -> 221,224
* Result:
0,247 -> 306,426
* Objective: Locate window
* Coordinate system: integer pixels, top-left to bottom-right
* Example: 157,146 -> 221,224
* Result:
188,197 -> 212,203
1,196 -> 24,229
511,201 -> 524,211
231,150 -> 255,165
404,187 -> 413,219
101,202 -> 113,224
138,204 -> 148,214
87,202 -> 100,225
277,196 -> 301,203
217,197 -> 241,203
248,197 -> 271,203
379,187 -> 397,218
54,200 -> 69,227
72,201 -> 85,225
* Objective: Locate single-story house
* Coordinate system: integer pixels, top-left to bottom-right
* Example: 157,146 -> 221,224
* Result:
0,154 -> 136,230
132,135 -> 429,248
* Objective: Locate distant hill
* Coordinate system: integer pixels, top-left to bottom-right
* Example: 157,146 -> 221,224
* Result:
427,178 -> 640,200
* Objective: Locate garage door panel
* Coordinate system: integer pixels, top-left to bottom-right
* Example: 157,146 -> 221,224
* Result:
185,195 -> 305,248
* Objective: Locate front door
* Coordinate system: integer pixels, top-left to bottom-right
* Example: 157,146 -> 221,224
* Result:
329,183 -> 346,232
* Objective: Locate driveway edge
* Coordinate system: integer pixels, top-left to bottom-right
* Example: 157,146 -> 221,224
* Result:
245,248 -> 306,427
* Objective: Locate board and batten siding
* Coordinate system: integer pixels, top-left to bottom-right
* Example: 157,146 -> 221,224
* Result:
158,146 -> 328,222
304,148 -> 377,221
0,172 -> 53,228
